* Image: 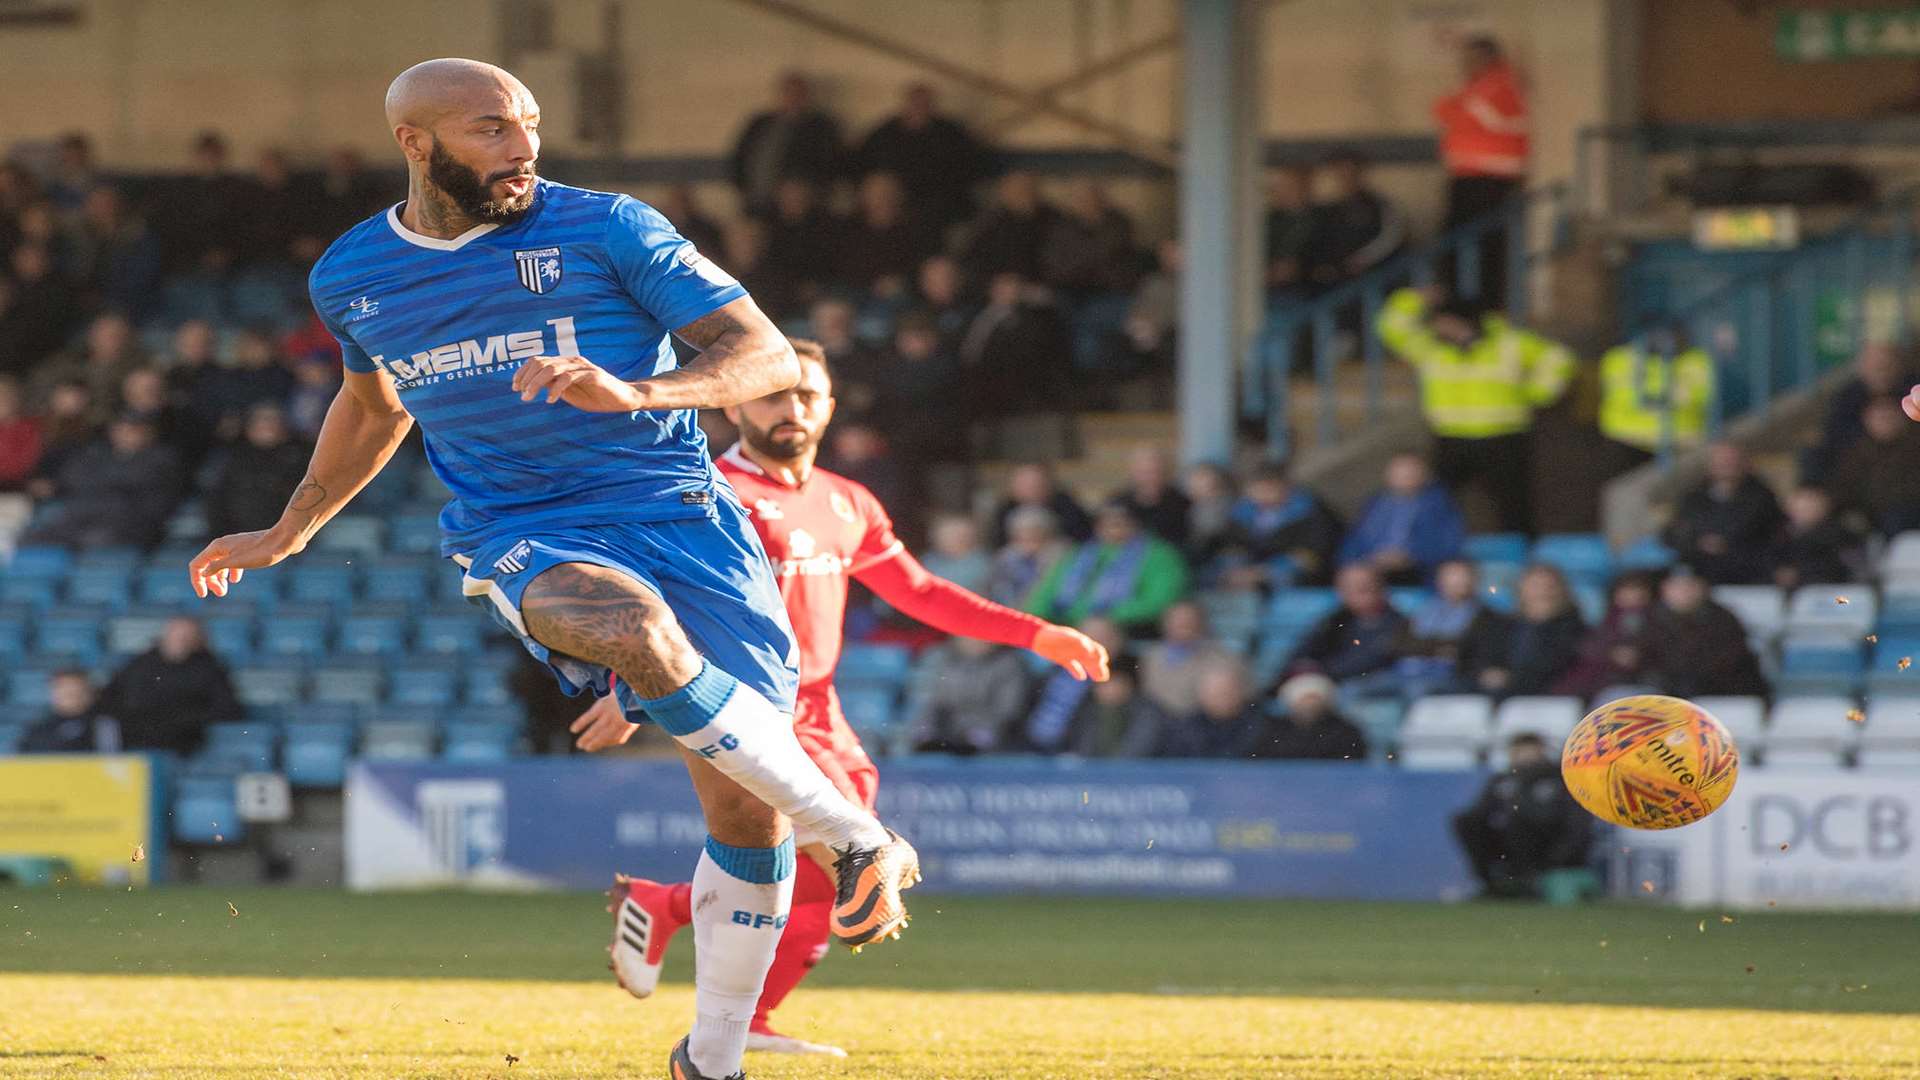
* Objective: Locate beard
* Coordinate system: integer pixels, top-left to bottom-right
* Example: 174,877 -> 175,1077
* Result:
427,139 -> 536,222
739,417 -> 814,461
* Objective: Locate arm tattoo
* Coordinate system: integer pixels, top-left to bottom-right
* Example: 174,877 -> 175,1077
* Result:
286,479 -> 327,513
520,563 -> 703,698
673,307 -> 740,352
642,299 -> 798,410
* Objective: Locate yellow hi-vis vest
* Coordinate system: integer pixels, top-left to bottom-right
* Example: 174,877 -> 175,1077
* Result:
1597,345 -> 1714,453
1375,288 -> 1576,439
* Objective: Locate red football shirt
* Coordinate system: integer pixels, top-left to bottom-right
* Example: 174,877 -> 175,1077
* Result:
718,445 -> 904,691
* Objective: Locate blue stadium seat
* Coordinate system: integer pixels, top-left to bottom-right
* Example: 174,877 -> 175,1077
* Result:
415,615 -> 484,655
286,565 -> 356,607
1262,588 -> 1339,636
389,514 -> 443,556
0,703 -> 40,728
311,515 -> 387,558
285,702 -> 362,727
161,277 -> 226,324
33,619 -> 101,663
1866,636 -> 1920,695
196,722 -> 278,773
836,685 -> 899,741
459,703 -> 526,728
63,569 -> 132,609
337,615 -> 407,656
227,272 -> 296,327
1530,534 -> 1614,587
461,667 -> 513,706
170,776 -> 244,844
6,546 -> 71,579
137,565 -> 201,606
1617,535 -> 1677,571
0,723 -> 20,752
432,570 -> 473,603
283,722 -> 355,787
443,721 -> 519,762
72,548 -> 142,573
232,667 -> 305,707
1572,583 -> 1606,624
106,615 -> 169,657
0,575 -> 59,607
0,619 -> 27,658
837,644 -> 913,689
362,562 -> 431,603
1778,638 -> 1866,697
389,669 -> 459,708
1461,533 -> 1529,565
260,615 -> 331,657
310,667 -> 385,707
1388,587 -> 1432,615
5,671 -> 50,708
1478,562 -> 1522,612
1195,589 -> 1262,641
202,614 -> 256,660
361,720 -> 436,760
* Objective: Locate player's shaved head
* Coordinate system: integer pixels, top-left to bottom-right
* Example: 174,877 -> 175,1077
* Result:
385,58 -> 528,131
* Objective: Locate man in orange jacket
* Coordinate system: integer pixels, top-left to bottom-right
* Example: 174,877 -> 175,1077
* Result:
1433,35 -> 1528,300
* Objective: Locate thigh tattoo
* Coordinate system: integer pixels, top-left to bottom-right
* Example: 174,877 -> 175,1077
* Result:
519,563 -> 702,698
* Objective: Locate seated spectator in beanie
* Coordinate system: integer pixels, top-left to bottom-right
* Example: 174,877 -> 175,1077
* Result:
1662,442 -> 1783,584
1338,452 -> 1465,585
1638,570 -> 1767,699
1767,487 -> 1865,591
918,513 -> 992,598
1210,463 -> 1343,590
992,462 -> 1092,547
1068,657 -> 1169,758
0,377 -> 43,492
1285,564 -> 1410,683
1026,500 -> 1188,635
1453,564 -> 1585,698
990,505 -> 1068,607
207,405 -> 310,538
1181,462 -> 1237,561
1259,673 -> 1369,761
1139,600 -> 1244,717
906,637 -> 1035,755
24,414 -> 183,550
1555,572 -> 1658,700
1111,445 -> 1191,546
100,617 -> 242,758
1159,660 -> 1268,759
1022,617 -> 1129,753
1452,733 -> 1594,899
1831,398 -> 1920,537
1803,342 -> 1916,484
18,670 -> 120,754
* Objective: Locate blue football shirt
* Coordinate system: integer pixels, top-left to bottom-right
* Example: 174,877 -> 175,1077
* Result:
307,180 -> 748,555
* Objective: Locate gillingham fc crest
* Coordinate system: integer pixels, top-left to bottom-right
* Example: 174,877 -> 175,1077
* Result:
514,247 -> 563,294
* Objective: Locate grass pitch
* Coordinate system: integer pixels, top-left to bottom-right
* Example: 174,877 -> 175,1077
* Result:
1,888 -> 1916,1078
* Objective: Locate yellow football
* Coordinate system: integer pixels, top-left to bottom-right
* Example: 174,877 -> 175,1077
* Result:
1560,694 -> 1740,830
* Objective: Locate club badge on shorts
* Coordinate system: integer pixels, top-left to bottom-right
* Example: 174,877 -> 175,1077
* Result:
514,247 -> 563,294
493,540 -> 533,575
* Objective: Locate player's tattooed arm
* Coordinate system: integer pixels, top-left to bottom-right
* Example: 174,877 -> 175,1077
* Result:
640,296 -> 799,410
272,370 -> 414,546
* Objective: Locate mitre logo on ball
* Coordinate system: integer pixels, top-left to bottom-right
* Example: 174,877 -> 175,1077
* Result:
1561,695 -> 1740,830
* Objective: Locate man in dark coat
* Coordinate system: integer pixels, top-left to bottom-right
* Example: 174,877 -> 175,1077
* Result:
1259,674 -> 1369,761
1662,442 -> 1784,584
855,82 -> 993,232
1639,570 -> 1768,699
729,72 -> 844,219
100,618 -> 243,758
1452,733 -> 1594,898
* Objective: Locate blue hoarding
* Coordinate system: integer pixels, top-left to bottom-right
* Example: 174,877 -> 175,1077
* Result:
346,758 -> 1485,900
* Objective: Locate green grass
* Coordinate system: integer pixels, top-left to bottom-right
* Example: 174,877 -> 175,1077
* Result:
1,888 -> 1916,1078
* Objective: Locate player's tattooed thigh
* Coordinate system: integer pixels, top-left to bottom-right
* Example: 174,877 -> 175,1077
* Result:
519,562 -> 702,697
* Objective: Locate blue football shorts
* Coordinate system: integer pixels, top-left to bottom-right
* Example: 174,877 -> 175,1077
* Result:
449,495 -> 799,719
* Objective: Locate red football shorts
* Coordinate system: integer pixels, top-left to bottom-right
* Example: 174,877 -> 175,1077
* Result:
792,684 -> 879,812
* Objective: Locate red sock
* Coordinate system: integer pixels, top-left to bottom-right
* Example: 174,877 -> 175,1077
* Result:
752,859 -> 835,1029
667,880 -> 692,925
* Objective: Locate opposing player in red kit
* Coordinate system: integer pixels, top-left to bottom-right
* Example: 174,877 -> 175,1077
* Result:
569,339 -> 1109,1057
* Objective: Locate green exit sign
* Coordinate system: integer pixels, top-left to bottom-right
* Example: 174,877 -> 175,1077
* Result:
1778,8 -> 1920,60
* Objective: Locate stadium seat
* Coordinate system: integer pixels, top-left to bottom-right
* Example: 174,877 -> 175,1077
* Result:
1777,635 -> 1866,697
72,548 -> 142,574
286,565 -> 356,607
1711,585 -> 1786,643
1880,531 -> 1920,578
232,667 -> 305,707
459,703 -> 527,729
362,562 -> 432,603
1571,583 -> 1605,624
1262,588 -> 1339,637
1196,589 -> 1262,642
1397,695 -> 1493,766
1477,562 -> 1522,612
5,669 -> 51,707
443,721 -> 519,762
1858,697 -> 1920,767
1491,696 -> 1582,746
1530,534 -> 1613,586
361,720 -> 436,761
1693,696 -> 1768,753
390,669 -> 459,707
337,615 -> 408,656
0,619 -> 26,658
413,614 -> 483,655
389,514 -> 443,556
1388,587 -> 1432,615
33,618 -> 101,663
197,722 -> 279,773
106,615 -> 170,657
283,722 -> 356,787
1347,697 -> 1406,758
64,568 -> 132,609
0,575 -> 59,608
137,565 -> 201,606
6,545 -> 71,579
1461,533 -> 1528,565
0,723 -> 20,752
311,515 -> 387,558
1876,586 -> 1920,636
1786,584 -> 1877,638
201,614 -> 256,660
171,776 -> 244,844
836,685 -> 900,743
161,277 -> 226,324
837,643 -> 913,689
1765,696 -> 1861,766
285,702 -> 362,727
461,668 -> 514,706
311,667 -> 385,707
259,614 -> 332,658
1616,535 -> 1677,571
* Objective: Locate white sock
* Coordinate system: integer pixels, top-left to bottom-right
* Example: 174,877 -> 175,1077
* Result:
687,836 -> 795,1078
640,662 -> 889,851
